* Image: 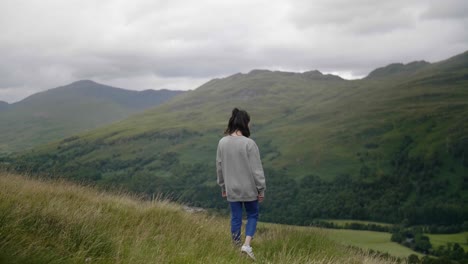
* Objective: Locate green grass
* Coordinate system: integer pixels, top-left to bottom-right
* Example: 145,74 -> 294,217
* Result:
325,229 -> 422,258
428,232 -> 468,251
324,219 -> 394,228
319,220 -> 468,256
0,172 -> 402,264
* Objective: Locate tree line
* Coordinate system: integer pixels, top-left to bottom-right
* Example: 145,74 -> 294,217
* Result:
1,133 -> 466,230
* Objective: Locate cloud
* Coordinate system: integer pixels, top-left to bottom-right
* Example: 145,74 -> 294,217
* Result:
421,0 -> 468,20
289,0 -> 418,34
0,0 -> 467,102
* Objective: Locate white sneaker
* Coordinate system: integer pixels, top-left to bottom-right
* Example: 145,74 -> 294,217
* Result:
241,245 -> 256,261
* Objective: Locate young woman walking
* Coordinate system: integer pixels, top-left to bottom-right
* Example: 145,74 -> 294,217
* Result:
216,108 -> 266,260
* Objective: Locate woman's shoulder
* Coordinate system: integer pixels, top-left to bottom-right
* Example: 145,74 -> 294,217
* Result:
239,136 -> 258,147
218,136 -> 233,145
218,135 -> 230,142
244,137 -> 256,144
245,138 -> 259,149
218,136 -> 255,144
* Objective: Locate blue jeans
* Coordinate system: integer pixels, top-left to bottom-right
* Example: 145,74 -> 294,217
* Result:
229,200 -> 259,244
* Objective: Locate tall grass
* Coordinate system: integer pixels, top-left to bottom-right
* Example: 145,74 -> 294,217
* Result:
0,172 -> 403,264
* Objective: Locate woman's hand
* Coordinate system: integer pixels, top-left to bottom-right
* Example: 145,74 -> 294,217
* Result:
222,191 -> 227,198
258,195 -> 264,203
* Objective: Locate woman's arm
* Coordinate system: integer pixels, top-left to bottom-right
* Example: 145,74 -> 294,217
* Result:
216,144 -> 226,196
248,141 -> 266,198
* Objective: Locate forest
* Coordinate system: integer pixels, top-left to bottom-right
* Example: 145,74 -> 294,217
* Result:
3,131 -> 467,231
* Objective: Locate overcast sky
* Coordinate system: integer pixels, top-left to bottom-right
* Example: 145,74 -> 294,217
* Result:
1,0 -> 467,103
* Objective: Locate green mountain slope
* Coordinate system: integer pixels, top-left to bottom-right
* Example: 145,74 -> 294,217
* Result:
6,51 -> 468,227
0,172 -> 406,263
0,80 -> 184,153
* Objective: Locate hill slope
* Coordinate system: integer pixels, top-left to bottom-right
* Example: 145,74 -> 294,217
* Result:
0,172 -> 401,264
6,51 -> 468,227
0,100 -> 8,111
0,80 -> 184,153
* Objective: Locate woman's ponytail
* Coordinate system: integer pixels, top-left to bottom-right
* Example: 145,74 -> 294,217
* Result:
224,108 -> 251,137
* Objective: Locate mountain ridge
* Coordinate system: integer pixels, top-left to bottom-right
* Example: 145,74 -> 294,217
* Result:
5,51 -> 468,227
366,61 -> 430,79
14,80 -> 184,110
0,80 -> 185,153
365,50 -> 468,81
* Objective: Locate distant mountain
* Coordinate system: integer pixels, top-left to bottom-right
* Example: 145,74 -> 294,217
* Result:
0,80 -> 184,153
366,61 -> 430,79
16,80 -> 181,110
242,69 -> 344,81
433,50 -> 468,71
366,50 -> 468,81
0,101 -> 8,111
6,51 -> 468,227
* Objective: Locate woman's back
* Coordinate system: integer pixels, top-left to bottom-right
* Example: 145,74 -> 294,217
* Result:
217,136 -> 265,202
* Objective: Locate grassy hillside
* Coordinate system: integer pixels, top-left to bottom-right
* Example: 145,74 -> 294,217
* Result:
0,80 -> 184,153
5,51 -> 468,227
0,172 -> 402,264
326,229 -> 422,258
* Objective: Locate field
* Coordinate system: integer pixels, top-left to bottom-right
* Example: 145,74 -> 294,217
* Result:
322,220 -> 468,256
324,219 -> 394,228
325,229 -> 422,258
428,232 -> 468,251
0,172 -> 404,264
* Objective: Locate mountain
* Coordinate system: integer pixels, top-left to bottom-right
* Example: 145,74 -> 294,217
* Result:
15,80 -> 181,110
5,51 -> 468,227
0,80 -> 184,153
0,100 -> 8,111
366,61 -> 430,79
366,50 -> 468,81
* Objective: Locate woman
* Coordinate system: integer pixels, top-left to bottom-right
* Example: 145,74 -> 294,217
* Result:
216,108 -> 266,260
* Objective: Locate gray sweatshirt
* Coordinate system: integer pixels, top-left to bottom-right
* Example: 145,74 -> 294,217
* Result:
216,136 -> 266,202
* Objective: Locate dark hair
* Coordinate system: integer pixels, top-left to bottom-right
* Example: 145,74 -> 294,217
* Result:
224,108 -> 251,137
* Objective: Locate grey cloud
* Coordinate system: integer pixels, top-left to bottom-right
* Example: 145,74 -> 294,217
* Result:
0,0 -> 467,102
421,0 -> 468,20
289,0 -> 419,33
